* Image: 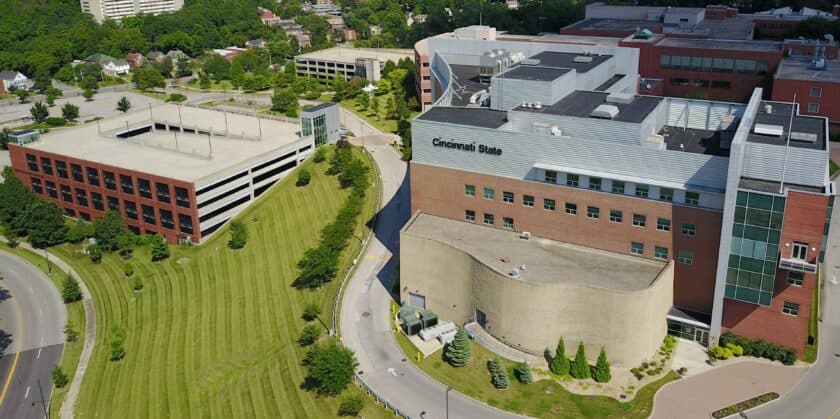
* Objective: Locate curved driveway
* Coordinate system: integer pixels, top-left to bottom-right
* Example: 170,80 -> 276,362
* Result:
0,251 -> 66,419
339,132 -> 517,419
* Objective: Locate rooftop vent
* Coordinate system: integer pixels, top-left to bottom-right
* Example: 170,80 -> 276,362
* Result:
590,104 -> 620,119
764,104 -> 773,114
754,123 -> 784,137
790,131 -> 818,143
606,93 -> 634,104
520,58 -> 540,66
573,56 -> 593,63
533,101 -> 542,109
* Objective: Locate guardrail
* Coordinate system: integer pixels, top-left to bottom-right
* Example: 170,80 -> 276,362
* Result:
355,375 -> 411,418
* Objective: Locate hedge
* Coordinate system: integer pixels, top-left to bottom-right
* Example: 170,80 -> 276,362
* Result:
719,331 -> 796,365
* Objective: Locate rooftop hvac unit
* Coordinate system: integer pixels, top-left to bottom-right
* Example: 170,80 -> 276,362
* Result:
510,267 -> 521,277
790,131 -> 818,143
606,93 -> 634,104
573,56 -> 594,63
646,134 -> 665,144
764,104 -> 773,114
520,231 -> 531,239
550,126 -> 562,136
521,58 -> 540,66
590,104 -> 620,119
533,101 -> 542,109
754,123 -> 784,137
521,101 -> 529,108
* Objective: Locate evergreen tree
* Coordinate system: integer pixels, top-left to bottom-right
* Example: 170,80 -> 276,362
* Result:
491,361 -> 510,389
444,328 -> 471,367
487,355 -> 502,375
150,235 -> 169,261
550,337 -> 570,376
61,103 -> 79,121
593,347 -> 612,383
517,362 -> 533,384
570,342 -> 591,379
117,96 -> 132,113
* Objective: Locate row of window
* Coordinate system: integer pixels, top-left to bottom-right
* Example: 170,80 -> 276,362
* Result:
464,210 -> 515,229
669,78 -> 732,90
25,154 -> 191,208
31,177 -> 193,234
541,171 -> 701,206
660,55 -> 770,75
464,185 -> 698,236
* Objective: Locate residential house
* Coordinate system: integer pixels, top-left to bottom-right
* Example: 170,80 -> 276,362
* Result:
0,70 -> 29,93
275,19 -> 312,47
212,47 -> 248,62
84,54 -> 130,76
327,16 -> 345,31
125,53 -> 147,69
246,39 -> 267,49
166,50 -> 189,61
147,51 -> 166,63
370,25 -> 382,35
343,29 -> 358,41
259,7 -> 281,25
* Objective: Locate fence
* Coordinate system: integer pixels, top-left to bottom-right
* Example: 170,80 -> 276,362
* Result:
355,376 -> 411,419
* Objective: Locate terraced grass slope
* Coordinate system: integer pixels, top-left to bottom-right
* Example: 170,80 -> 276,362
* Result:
53,148 -> 387,418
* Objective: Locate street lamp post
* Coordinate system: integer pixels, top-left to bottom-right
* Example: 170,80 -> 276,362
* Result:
446,386 -> 452,419
44,248 -> 51,274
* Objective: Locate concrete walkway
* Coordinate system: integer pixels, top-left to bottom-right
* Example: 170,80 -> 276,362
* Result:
670,339 -> 715,377
651,360 -> 806,419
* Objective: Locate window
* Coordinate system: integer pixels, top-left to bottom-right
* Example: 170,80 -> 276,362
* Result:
609,209 -> 623,223
587,206 -> 600,219
80,212 -> 91,221
26,154 -> 39,172
46,181 -> 57,198
787,271 -> 804,286
60,185 -> 73,203
659,188 -> 673,202
483,213 -> 494,225
711,80 -> 731,89
56,160 -> 68,179
589,177 -> 602,191
71,164 -> 84,182
175,187 -> 190,208
808,103 -> 820,113
654,246 -> 669,260
782,301 -> 799,316
124,200 -> 138,220
503,191 -> 514,204
86,167 -> 100,186
633,214 -> 646,227
792,242 -> 808,260
31,178 -> 43,194
612,181 -> 625,194
142,204 -> 156,225
156,182 -> 171,203
465,210 -> 475,221
566,174 -> 579,187
120,174 -> 134,194
681,223 -> 696,236
107,196 -> 120,210
103,171 -> 116,190
65,208 -> 75,217
483,187 -> 495,200
544,170 -> 557,184
635,184 -> 649,198
502,217 -> 514,229
543,198 -> 555,211
178,214 -> 194,234
565,202 -> 577,215
160,209 -> 174,229
685,192 -> 700,206
91,192 -> 104,211
657,218 -> 671,231
464,184 -> 475,197
75,188 -> 88,207
138,178 -> 152,199
523,195 -> 534,207
810,87 -> 822,97
678,250 -> 694,265
630,242 -> 644,255
41,157 -> 53,176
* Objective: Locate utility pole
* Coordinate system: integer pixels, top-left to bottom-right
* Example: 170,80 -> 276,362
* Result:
37,378 -> 49,419
446,386 -> 452,419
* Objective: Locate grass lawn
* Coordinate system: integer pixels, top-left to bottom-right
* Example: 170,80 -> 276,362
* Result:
338,91 -> 420,135
804,268 -> 821,363
395,331 -> 679,418
184,79 -> 237,92
830,160 -> 839,178
0,246 -> 86,415
130,88 -> 168,101
49,147 -> 390,418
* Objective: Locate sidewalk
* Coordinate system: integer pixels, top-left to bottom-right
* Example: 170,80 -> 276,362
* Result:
651,360 -> 806,419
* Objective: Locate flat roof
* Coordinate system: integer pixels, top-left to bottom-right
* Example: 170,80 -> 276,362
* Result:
695,16 -> 756,40
595,74 -> 625,91
660,126 -> 732,157
517,90 -> 662,123
656,37 -> 782,53
528,51 -> 613,73
534,34 -> 623,46
404,213 -> 667,292
448,64 -> 489,107
416,107 -> 508,129
565,18 -> 660,33
295,46 -> 413,64
775,58 -> 840,82
748,101 -> 826,150
739,177 -> 825,194
302,102 -> 336,113
19,104 -> 303,184
497,65 -> 570,81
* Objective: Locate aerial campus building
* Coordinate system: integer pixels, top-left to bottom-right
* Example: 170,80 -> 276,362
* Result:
80,0 -> 184,22
401,26 -> 834,366
7,104 -> 319,244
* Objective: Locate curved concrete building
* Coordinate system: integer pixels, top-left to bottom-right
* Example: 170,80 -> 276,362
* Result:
401,212 -> 674,367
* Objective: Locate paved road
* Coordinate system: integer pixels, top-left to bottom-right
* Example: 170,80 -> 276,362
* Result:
750,201 -> 840,419
339,121 -> 516,417
0,251 -> 66,419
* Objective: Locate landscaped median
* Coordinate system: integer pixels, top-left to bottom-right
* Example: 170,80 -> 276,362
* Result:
711,392 -> 779,418
393,325 -> 679,418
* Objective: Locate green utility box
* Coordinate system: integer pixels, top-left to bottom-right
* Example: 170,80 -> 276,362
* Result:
398,304 -> 416,322
420,310 -> 438,329
402,318 -> 422,336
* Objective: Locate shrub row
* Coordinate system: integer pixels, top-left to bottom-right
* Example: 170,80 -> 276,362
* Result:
719,331 -> 797,365
711,392 -> 779,418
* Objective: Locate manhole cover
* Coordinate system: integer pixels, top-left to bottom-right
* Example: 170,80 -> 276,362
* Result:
361,312 -> 371,318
